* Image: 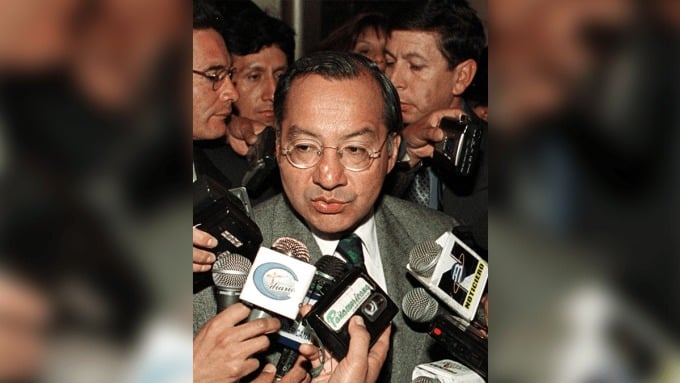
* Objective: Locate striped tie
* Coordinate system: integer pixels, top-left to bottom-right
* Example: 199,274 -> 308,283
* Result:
335,233 -> 365,270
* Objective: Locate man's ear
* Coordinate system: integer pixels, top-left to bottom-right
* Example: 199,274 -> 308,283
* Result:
451,58 -> 477,96
386,133 -> 401,174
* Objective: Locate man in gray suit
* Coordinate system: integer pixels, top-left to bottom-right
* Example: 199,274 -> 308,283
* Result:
195,51 -> 457,382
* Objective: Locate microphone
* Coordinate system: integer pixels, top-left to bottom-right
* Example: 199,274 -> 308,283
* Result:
212,252 -> 252,312
411,359 -> 485,383
402,287 -> 488,379
402,287 -> 440,323
271,236 -> 311,263
407,232 -> 488,322
408,241 -> 442,277
241,237 -> 317,321
275,255 -> 349,378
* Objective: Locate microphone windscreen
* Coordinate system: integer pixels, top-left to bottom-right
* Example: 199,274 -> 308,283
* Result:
212,252 -> 251,289
272,237 -> 311,263
311,255 -> 349,296
402,287 -> 439,323
408,240 -> 442,277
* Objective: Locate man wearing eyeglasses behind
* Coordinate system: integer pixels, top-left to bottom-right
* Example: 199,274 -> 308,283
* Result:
195,51 -> 459,382
192,3 -> 312,383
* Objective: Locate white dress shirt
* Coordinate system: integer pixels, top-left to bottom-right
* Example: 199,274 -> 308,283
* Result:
311,212 -> 388,292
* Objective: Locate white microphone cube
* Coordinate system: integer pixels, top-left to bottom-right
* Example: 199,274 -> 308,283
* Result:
240,247 -> 317,320
407,231 -> 488,322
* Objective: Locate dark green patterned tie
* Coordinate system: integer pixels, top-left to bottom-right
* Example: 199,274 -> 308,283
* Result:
335,233 -> 365,269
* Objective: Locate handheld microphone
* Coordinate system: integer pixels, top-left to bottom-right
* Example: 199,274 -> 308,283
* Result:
241,237 -> 317,321
212,252 -> 252,312
407,232 -> 488,322
409,241 -> 443,278
402,287 -> 487,380
402,287 -> 440,324
275,255 -> 349,378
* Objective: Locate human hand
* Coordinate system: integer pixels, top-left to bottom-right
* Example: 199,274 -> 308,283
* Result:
248,360 -> 311,383
193,303 -> 281,383
193,227 -> 217,272
227,115 -> 267,156
299,317 -> 391,383
401,108 -> 468,168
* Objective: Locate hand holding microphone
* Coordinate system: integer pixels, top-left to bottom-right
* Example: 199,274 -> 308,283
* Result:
298,314 -> 392,383
193,303 -> 281,383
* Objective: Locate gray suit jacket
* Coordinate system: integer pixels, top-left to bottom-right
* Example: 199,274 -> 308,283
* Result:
194,194 -> 456,382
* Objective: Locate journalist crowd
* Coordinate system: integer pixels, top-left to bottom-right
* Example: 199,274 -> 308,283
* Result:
192,0 -> 489,382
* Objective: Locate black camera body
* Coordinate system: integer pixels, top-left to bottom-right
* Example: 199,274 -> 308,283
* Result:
193,175 -> 262,260
241,126 -> 278,194
305,268 -> 398,359
429,314 -> 488,379
431,116 -> 483,178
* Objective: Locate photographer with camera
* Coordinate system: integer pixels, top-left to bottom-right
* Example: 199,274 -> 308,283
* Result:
384,0 -> 488,254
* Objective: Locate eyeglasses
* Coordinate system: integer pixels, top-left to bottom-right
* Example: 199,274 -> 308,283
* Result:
282,133 -> 394,172
192,67 -> 234,91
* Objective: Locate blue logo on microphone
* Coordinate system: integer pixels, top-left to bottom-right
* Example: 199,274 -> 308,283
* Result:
253,263 -> 299,300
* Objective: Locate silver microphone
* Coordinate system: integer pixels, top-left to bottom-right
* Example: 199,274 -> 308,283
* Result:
408,241 -> 442,277
272,236 -> 311,263
402,287 -> 439,323
212,252 -> 252,312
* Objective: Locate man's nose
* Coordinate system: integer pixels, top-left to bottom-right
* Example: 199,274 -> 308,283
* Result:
219,78 -> 239,103
313,149 -> 348,190
262,74 -> 276,101
387,61 -> 405,89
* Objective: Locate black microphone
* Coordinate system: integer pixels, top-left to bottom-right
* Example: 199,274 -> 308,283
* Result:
275,255 -> 349,378
212,252 -> 251,312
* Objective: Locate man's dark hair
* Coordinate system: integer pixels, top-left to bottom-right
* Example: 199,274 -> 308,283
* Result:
316,12 -> 390,53
193,0 -> 223,31
391,0 -> 486,69
274,51 -> 402,135
224,9 -> 296,65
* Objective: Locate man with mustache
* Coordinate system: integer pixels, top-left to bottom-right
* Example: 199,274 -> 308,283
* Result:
194,51 -> 459,382
385,0 -> 488,254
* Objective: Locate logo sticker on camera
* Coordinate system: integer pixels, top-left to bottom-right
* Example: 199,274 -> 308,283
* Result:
323,277 -> 373,331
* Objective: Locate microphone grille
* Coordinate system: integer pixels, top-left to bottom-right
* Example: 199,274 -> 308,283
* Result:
310,255 -> 349,295
315,255 -> 348,280
272,237 -> 310,263
412,377 -> 439,383
402,287 -> 439,323
408,240 -> 442,277
212,252 -> 251,289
